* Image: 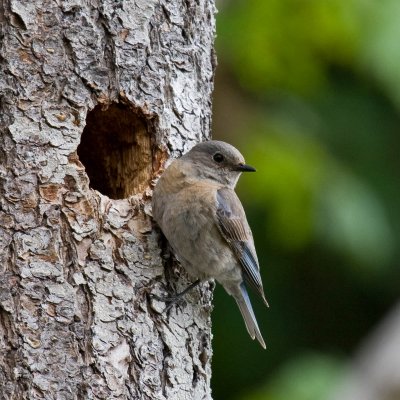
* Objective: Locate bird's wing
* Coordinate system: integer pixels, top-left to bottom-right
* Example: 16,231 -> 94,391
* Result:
216,188 -> 268,306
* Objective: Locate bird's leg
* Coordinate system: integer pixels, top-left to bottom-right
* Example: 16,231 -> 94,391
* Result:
152,279 -> 202,304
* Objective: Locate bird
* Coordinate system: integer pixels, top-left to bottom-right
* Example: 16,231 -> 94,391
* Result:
152,140 -> 268,348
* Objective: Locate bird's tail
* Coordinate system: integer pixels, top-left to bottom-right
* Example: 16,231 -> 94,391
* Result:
234,283 -> 266,349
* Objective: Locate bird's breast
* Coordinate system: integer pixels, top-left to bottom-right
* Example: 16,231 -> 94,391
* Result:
157,185 -> 239,282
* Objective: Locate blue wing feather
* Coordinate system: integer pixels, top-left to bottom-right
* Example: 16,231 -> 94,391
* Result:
216,188 -> 268,305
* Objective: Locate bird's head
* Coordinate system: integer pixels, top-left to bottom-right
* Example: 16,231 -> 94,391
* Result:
181,140 -> 256,188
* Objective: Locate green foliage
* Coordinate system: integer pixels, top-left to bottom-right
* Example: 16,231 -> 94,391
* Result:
316,168 -> 394,271
240,127 -> 325,250
218,0 -> 360,95
237,353 -> 343,400
212,0 -> 400,399
238,124 -> 394,272
358,0 -> 400,107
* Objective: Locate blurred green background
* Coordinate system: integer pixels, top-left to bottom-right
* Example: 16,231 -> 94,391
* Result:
211,1 -> 400,399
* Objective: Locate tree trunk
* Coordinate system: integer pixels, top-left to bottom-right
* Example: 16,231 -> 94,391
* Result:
330,302 -> 400,400
0,0 -> 216,399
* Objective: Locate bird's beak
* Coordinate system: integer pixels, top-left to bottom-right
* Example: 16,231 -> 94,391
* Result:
235,163 -> 256,172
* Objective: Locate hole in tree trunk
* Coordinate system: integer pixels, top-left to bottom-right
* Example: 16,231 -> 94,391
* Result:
77,104 -> 153,199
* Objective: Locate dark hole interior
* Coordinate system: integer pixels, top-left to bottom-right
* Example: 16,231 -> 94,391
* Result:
77,104 -> 152,199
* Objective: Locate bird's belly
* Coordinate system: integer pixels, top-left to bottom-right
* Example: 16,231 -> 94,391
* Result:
171,220 -> 242,284
158,188 -> 242,284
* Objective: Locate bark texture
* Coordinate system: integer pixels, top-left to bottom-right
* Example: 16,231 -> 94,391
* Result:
0,0 -> 216,399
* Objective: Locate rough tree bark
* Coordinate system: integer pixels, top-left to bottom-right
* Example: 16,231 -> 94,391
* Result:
0,0 -> 216,399
330,301 -> 400,400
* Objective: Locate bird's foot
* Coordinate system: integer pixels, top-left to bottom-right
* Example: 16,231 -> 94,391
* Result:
151,279 -> 202,312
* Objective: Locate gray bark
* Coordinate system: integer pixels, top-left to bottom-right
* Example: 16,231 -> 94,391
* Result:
330,302 -> 400,400
0,0 -> 216,399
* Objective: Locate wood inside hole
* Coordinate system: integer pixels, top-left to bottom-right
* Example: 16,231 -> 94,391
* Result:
78,104 -> 152,199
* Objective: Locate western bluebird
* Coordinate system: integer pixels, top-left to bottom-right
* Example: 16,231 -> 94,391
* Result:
152,140 -> 268,348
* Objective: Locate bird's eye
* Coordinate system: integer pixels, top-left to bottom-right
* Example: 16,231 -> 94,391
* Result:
213,153 -> 224,163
